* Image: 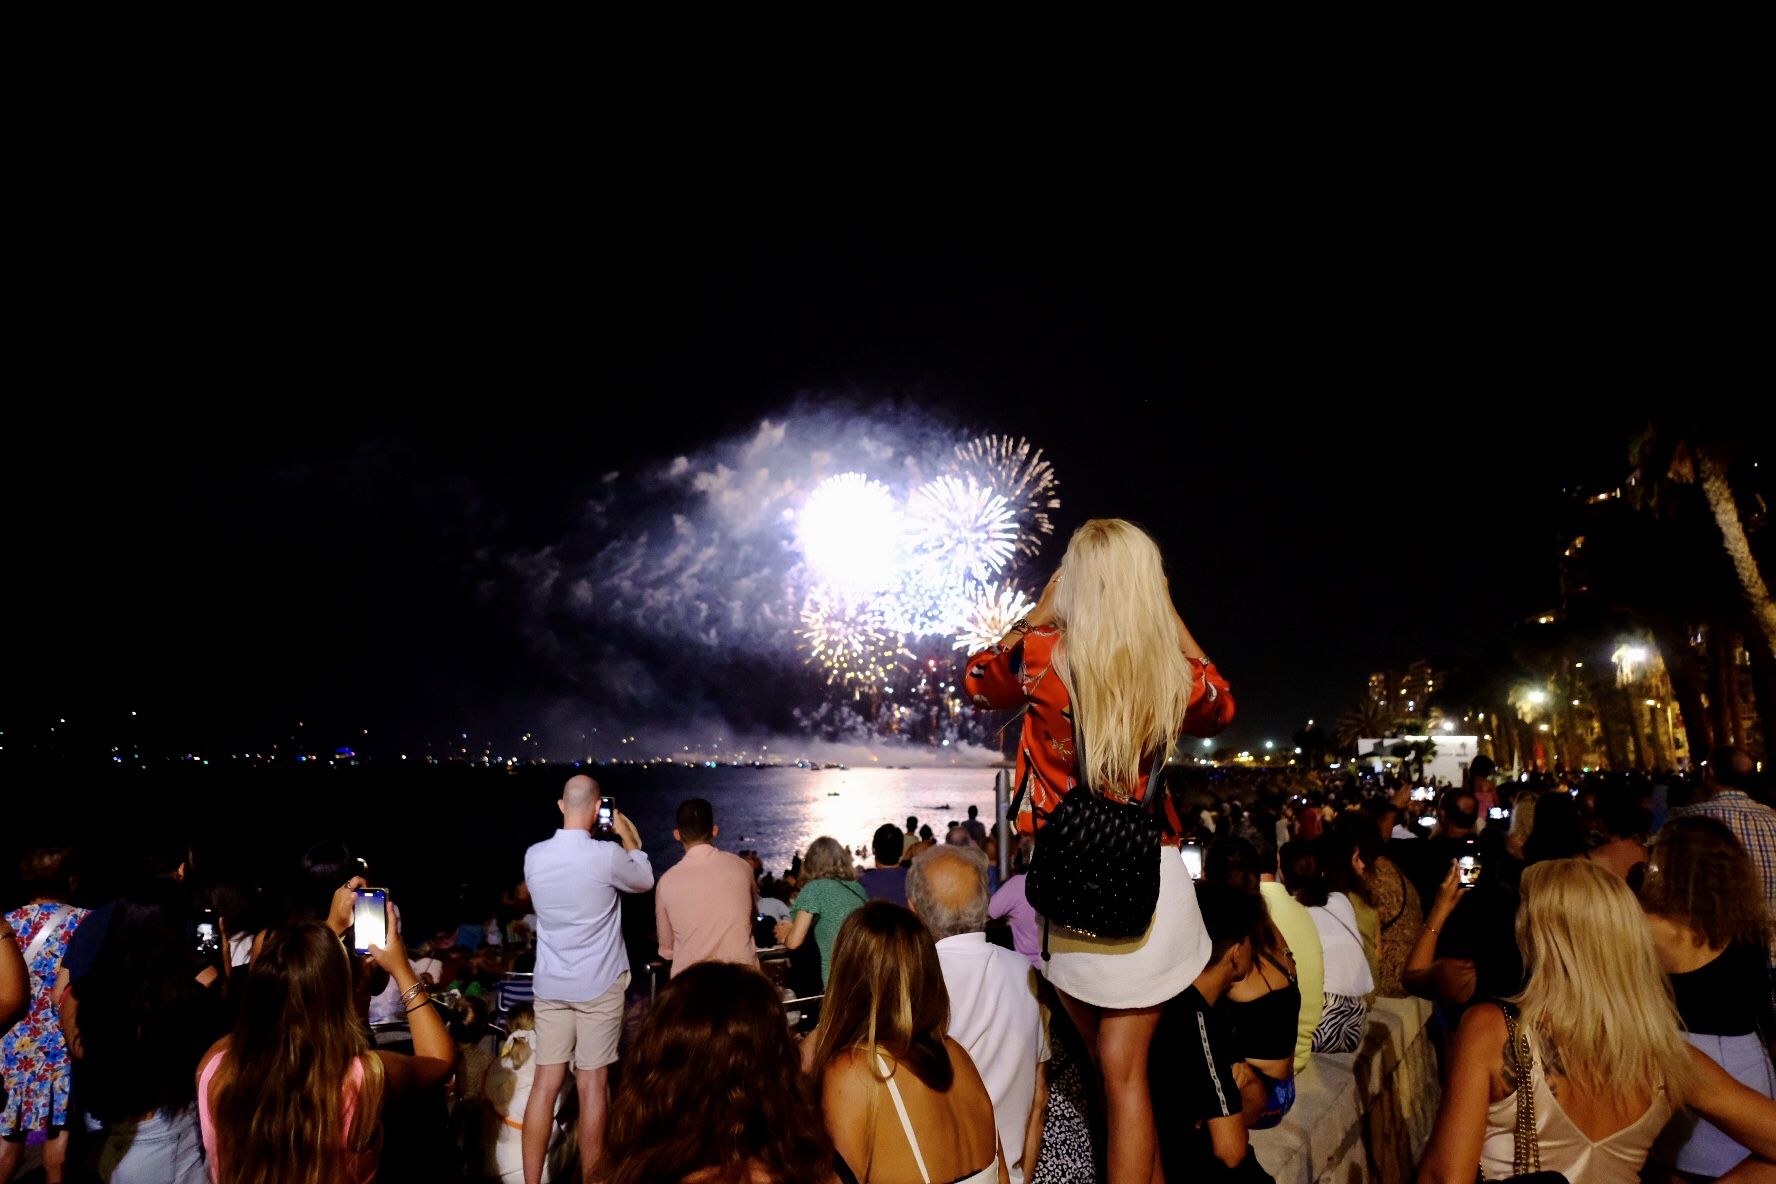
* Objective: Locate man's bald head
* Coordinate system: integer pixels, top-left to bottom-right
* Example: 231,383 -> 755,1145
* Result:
560,774 -> 600,827
907,844 -> 989,941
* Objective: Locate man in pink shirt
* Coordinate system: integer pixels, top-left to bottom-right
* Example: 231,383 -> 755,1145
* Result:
654,798 -> 759,977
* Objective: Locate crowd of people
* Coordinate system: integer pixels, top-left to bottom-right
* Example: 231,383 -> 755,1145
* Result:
5,516 -> 1776,1184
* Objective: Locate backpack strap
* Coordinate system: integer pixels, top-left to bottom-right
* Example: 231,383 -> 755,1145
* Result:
20,904 -> 73,971
1008,755 -> 1034,829
1141,748 -> 1167,811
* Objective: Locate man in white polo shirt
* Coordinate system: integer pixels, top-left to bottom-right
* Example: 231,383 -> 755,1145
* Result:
521,774 -> 653,1184
908,843 -> 1049,1184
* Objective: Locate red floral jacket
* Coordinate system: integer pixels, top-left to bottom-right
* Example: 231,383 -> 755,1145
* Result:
964,625 -> 1234,835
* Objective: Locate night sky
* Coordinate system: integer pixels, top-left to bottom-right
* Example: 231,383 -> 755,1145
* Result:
6,191 -> 1718,759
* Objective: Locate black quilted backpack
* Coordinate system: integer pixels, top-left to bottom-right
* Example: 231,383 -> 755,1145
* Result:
1020,715 -> 1166,955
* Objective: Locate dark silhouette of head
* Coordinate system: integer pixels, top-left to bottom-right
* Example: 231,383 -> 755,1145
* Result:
871,824 -> 905,867
674,798 -> 715,845
605,962 -> 835,1184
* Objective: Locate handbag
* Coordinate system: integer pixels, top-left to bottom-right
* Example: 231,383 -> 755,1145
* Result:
1478,1002 -> 1541,1181
1020,711 -> 1167,951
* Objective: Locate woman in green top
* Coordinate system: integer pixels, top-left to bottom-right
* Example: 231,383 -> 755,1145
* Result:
776,837 -> 869,986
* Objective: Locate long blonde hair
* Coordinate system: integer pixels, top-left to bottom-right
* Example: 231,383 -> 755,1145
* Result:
1051,519 -> 1194,792
1512,859 -> 1696,1108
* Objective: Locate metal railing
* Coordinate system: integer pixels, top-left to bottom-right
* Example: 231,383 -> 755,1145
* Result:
645,946 -> 822,1029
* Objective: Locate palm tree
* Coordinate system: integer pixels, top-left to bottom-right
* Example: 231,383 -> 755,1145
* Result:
1626,426 -> 1773,758
1333,697 -> 1398,753
1695,446 -> 1776,664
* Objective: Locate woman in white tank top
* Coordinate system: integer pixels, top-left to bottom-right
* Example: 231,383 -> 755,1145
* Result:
811,903 -> 1005,1184
1418,859 -> 1776,1184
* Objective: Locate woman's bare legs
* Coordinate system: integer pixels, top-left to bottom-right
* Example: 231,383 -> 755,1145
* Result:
41,1129 -> 68,1184
1058,988 -> 1165,1184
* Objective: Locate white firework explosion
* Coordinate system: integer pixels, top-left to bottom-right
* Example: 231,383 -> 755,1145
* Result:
796,472 -> 902,598
952,581 -> 1036,652
949,435 -> 1060,557
875,563 -> 969,638
905,475 -> 1018,586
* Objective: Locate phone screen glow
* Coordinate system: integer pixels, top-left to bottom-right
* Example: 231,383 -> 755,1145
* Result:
1180,845 -> 1204,880
353,890 -> 388,953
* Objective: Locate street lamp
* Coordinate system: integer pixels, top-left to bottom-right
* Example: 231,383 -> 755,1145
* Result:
1264,740 -> 1275,750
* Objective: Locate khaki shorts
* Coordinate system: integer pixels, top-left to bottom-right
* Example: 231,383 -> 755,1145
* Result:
534,970 -> 630,1071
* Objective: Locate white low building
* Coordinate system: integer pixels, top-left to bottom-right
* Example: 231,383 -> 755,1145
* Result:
1357,734 -> 1482,787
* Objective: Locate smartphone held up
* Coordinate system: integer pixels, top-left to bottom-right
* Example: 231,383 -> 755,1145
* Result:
194,909 -> 221,959
595,796 -> 617,838
1180,843 -> 1204,881
351,887 -> 389,954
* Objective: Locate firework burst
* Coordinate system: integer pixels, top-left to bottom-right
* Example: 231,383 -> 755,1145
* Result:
796,472 -> 902,598
949,435 -> 1060,557
799,589 -> 909,696
952,581 -> 1035,652
906,475 -> 1018,586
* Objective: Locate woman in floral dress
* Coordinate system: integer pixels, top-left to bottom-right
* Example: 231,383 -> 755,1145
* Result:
1,849 -> 89,1183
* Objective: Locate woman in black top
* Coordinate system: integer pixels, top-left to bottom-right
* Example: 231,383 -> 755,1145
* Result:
1640,817 -> 1776,1178
1207,836 -> 1302,1128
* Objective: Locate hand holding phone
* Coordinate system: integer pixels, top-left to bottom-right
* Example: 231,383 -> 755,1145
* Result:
351,888 -> 390,955
595,796 -> 617,836
1458,855 -> 1481,889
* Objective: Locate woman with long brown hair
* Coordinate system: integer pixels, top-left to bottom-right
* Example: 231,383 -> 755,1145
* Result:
811,903 -> 1004,1184
196,899 -> 454,1184
604,961 -> 839,1184
962,518 -> 1233,1184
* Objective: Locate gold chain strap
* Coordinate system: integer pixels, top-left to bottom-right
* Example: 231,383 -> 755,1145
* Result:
1504,1004 -> 1540,1177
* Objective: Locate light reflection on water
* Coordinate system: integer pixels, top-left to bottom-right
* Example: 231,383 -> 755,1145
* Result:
593,765 -> 1008,877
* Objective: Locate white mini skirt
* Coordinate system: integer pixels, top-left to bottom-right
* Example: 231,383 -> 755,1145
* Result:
1040,846 -> 1212,1010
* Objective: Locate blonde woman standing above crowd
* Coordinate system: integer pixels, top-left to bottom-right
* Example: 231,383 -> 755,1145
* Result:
1418,859 -> 1776,1184
964,518 -> 1234,1184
